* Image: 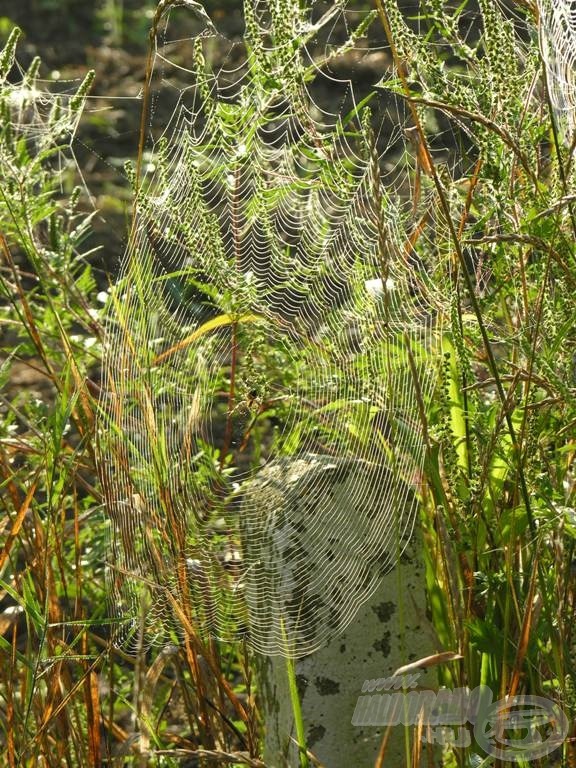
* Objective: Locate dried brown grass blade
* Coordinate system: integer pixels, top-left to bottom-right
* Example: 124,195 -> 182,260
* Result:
0,474 -> 38,572
86,668 -> 102,767
393,651 -> 463,677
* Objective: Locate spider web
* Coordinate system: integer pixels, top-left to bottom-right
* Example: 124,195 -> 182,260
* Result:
538,0 -> 576,143
0,33 -> 94,205
97,0 -> 440,658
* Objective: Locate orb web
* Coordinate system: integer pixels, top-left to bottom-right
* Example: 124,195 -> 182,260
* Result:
0,31 -> 94,209
538,0 -> 576,143
97,0 -> 438,657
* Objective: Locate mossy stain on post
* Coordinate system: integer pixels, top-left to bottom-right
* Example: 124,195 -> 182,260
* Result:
314,676 -> 340,696
373,631 -> 391,657
372,600 -> 396,623
307,724 -> 326,747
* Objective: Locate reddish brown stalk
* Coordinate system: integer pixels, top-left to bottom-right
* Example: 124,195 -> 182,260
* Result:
7,622 -> 16,768
0,475 -> 37,573
85,660 -> 102,767
221,162 -> 243,470
508,540 -> 541,698
0,442 -> 25,518
220,322 -> 238,470
0,233 -> 55,381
